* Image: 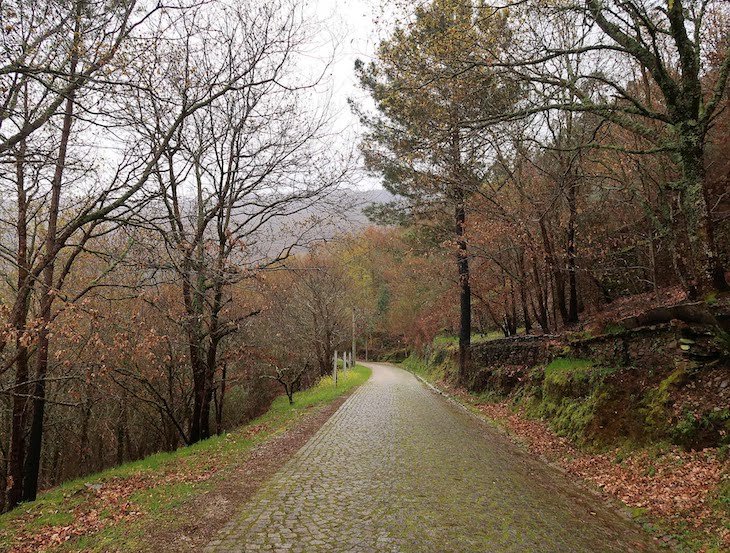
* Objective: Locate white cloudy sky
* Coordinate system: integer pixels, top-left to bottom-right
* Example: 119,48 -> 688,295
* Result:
311,0 -> 380,131
305,0 -> 403,191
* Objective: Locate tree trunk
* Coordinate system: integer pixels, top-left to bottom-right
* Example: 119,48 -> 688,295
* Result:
215,362 -> 227,435
6,143 -> 31,510
184,266 -> 207,445
22,7 -> 81,501
116,397 -> 127,466
189,347 -> 206,444
539,218 -> 569,326
78,395 -> 92,476
507,278 -> 518,336
518,251 -> 532,334
566,178 -> 579,324
677,136 -> 728,295
201,343 -> 218,441
648,228 -> 660,298
531,254 -> 550,333
455,198 -> 471,380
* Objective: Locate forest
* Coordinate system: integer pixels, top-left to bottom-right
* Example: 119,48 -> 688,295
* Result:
0,0 -> 728,531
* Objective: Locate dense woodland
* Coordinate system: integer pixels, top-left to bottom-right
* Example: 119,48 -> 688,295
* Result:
0,0 -> 728,513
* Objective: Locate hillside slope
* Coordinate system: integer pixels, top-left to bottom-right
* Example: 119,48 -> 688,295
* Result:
0,367 -> 371,553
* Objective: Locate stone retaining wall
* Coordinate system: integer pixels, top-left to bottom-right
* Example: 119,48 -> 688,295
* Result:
463,321 -> 722,393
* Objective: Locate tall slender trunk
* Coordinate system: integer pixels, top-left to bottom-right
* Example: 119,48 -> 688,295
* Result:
202,276 -> 225,441
23,46 -> 81,501
566,178 -> 579,324
648,228 -> 660,298
184,256 -> 207,444
184,278 -> 206,445
201,339 -> 217,440
518,250 -> 532,334
539,218 -> 569,326
116,394 -> 127,465
312,311 -> 327,376
456,197 -> 470,377
677,136 -> 728,295
324,332 -> 334,378
507,278 -> 518,336
215,362 -> 227,435
531,254 -> 550,333
6,143 -> 31,510
78,378 -> 93,476
451,123 -> 470,380
188,340 -> 206,444
22,6 -> 81,502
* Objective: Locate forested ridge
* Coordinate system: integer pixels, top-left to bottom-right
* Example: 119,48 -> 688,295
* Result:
0,0 -> 728,549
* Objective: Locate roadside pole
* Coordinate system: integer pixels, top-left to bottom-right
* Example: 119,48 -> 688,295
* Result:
333,350 -> 338,387
352,307 -> 356,368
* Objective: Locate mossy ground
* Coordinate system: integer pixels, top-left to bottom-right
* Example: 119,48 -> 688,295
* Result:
0,366 -> 371,552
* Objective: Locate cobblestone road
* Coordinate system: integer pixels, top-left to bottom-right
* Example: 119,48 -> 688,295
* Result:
205,363 -> 659,552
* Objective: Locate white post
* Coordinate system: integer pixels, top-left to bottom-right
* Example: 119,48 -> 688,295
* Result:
333,350 -> 338,387
352,307 -> 356,368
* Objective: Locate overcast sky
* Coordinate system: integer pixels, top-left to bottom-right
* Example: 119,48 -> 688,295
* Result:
306,0 -> 393,192
313,0 -> 379,130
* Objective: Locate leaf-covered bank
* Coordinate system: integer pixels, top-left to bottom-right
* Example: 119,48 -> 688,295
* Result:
402,346 -> 729,552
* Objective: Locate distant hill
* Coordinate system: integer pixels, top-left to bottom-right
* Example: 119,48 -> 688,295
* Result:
338,187 -> 395,229
245,187 -> 394,259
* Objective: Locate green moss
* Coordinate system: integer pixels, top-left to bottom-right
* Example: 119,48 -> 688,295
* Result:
431,348 -> 447,366
520,358 -> 623,446
401,346 -> 458,384
641,368 -> 687,436
432,332 -> 505,347
549,395 -> 601,441
714,327 -> 730,358
401,353 -> 432,377
704,291 -> 718,306
472,388 -> 504,403
565,330 -> 594,342
544,357 -> 595,387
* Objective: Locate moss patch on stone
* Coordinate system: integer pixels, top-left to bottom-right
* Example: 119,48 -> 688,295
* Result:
640,367 -> 687,439
523,358 -> 617,445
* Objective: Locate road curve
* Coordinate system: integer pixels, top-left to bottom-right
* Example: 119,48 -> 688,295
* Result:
205,362 -> 659,552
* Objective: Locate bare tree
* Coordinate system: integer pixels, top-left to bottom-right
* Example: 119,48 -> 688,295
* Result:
285,253 -> 350,377
0,0 -> 296,508
473,0 -> 730,295
129,0 -> 351,443
262,363 -> 308,405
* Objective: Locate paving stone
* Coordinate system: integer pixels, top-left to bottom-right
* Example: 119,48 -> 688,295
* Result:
205,363 -> 659,552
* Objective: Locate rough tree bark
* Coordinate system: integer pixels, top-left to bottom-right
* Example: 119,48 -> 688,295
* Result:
456,194 -> 471,377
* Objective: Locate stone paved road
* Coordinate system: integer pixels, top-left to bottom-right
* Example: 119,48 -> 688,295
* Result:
205,363 -> 660,552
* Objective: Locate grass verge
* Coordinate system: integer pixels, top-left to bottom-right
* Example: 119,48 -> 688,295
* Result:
0,365 -> 371,553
